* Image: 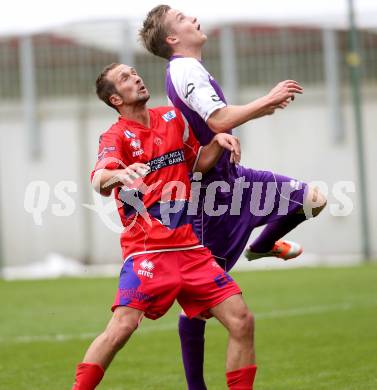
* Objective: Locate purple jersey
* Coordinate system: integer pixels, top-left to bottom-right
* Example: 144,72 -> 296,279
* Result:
166,56 -> 237,185
166,56 -> 307,270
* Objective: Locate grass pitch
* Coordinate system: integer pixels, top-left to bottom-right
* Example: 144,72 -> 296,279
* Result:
1,264 -> 377,389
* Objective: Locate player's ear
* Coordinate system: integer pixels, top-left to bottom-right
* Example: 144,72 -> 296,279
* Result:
109,94 -> 123,109
166,35 -> 179,46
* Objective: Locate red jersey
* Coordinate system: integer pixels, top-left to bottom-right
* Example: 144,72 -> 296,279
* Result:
91,107 -> 203,261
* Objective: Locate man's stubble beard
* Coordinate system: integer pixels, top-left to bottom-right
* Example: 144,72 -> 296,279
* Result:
138,93 -> 150,104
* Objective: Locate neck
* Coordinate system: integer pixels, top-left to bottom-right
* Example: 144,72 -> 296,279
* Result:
119,103 -> 150,127
173,46 -> 202,61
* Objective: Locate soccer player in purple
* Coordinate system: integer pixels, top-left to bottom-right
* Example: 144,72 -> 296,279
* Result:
140,5 -> 327,389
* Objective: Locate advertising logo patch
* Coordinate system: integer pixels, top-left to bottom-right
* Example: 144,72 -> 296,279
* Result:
98,146 -> 116,160
214,272 -> 234,288
129,139 -> 144,157
138,259 -> 155,279
154,137 -> 162,146
140,259 -> 155,272
148,149 -> 185,173
124,130 -> 136,139
130,139 -> 141,150
184,83 -> 195,98
162,110 -> 177,122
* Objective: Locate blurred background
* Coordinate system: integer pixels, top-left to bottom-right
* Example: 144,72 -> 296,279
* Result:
0,0 -> 376,279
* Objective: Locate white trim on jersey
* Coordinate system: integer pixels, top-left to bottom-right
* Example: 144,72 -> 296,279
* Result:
181,112 -> 190,142
192,146 -> 203,172
169,57 -> 226,122
123,244 -> 204,263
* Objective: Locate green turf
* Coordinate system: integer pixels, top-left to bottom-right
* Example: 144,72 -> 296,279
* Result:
1,265 -> 377,389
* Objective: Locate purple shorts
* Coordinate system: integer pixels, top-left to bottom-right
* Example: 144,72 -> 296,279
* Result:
193,165 -> 308,271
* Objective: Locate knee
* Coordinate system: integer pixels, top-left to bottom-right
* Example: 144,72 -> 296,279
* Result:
228,309 -> 255,340
105,315 -> 138,351
305,186 -> 327,217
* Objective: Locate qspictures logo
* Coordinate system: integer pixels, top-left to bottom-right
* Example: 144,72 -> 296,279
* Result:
23,157 -> 355,231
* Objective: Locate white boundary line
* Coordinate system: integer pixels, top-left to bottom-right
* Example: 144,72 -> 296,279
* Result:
1,301 -> 376,345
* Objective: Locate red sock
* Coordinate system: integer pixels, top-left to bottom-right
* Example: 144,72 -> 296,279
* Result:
72,363 -> 104,390
226,364 -> 257,389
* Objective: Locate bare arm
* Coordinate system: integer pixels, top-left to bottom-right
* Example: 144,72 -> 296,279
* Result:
207,80 -> 304,133
195,133 -> 240,173
92,163 -> 150,197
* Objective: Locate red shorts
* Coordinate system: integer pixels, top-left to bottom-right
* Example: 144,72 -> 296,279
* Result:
112,247 -> 241,320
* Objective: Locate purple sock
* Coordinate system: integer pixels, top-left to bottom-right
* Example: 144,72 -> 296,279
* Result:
249,212 -> 307,253
178,315 -> 207,390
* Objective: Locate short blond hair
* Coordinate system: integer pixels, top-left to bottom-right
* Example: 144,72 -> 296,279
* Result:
139,4 -> 172,59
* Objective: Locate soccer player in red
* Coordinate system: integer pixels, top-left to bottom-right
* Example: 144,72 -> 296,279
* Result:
71,63 -> 257,389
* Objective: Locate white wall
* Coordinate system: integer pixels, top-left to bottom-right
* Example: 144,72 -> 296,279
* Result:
0,87 -> 376,267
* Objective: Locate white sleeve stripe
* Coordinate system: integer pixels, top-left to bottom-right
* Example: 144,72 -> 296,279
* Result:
192,146 -> 203,172
182,114 -> 190,142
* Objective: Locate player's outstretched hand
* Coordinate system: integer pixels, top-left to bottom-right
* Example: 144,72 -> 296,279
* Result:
214,133 -> 241,164
267,80 -> 303,107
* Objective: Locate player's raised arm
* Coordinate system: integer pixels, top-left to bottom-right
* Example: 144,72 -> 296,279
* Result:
207,80 -> 304,133
167,56 -> 303,134
194,133 -> 240,173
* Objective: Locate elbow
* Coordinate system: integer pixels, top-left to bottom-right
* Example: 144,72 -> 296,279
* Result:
99,188 -> 112,197
193,162 -> 209,175
193,155 -> 210,175
194,152 -> 220,175
91,181 -> 112,197
98,184 -> 112,197
207,118 -> 231,133
91,169 -> 112,197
